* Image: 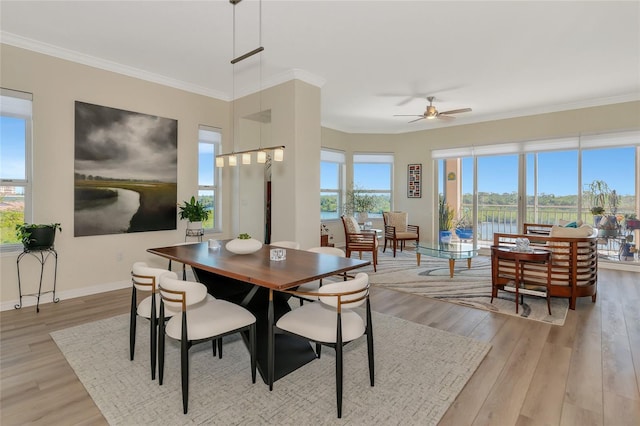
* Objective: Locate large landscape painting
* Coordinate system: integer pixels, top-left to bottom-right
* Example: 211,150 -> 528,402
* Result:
74,101 -> 177,237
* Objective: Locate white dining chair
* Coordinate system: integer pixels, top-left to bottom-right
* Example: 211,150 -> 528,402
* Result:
130,262 -> 179,380
295,247 -> 347,304
158,275 -> 257,414
267,272 -> 374,418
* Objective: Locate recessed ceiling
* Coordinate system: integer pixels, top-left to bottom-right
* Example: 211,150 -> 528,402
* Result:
1,0 -> 639,134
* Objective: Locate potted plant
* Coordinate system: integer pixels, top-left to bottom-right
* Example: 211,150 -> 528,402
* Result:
586,179 -> 610,223
454,207 -> 473,239
178,196 -> 210,229
320,223 -> 333,246
344,187 -> 376,223
438,196 -> 454,243
15,223 -> 62,251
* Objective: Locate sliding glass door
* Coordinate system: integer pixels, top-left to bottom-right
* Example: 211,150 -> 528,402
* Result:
434,130 -> 639,265
526,150 -> 578,225
476,155 -> 519,241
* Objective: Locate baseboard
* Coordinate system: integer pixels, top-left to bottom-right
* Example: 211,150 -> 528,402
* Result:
1,279 -> 130,312
598,260 -> 640,272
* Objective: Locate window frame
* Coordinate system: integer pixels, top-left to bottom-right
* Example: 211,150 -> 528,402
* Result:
320,148 -> 345,221
1,88 -> 33,252
352,152 -> 394,217
197,126 -> 222,233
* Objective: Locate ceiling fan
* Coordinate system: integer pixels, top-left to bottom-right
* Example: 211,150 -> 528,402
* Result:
394,96 -> 472,123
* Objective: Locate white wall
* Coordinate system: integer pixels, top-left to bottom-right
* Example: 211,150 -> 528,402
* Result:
323,102 -> 640,245
2,43 -> 638,308
0,44 -> 232,306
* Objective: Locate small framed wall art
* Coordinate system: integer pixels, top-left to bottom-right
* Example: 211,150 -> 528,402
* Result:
407,163 -> 422,198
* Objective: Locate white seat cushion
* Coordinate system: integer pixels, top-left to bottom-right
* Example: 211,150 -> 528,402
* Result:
159,276 -> 209,311
165,299 -> 255,341
138,293 -> 173,319
276,302 -> 365,343
395,231 -> 418,239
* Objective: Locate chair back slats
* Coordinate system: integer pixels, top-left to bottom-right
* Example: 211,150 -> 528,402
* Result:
158,274 -> 209,312
132,262 -> 178,293
318,273 -> 369,311
279,272 -> 370,312
132,273 -> 158,292
159,287 -> 187,312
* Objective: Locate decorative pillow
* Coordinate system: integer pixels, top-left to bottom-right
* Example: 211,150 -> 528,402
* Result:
386,212 -> 408,231
558,219 -> 583,227
549,224 -> 594,238
344,216 -> 360,234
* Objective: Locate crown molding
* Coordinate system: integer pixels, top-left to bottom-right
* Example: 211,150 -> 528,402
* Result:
1,31 -> 231,101
233,68 -> 326,99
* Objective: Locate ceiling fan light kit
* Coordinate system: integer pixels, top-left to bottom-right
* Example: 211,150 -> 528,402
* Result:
394,95 -> 472,123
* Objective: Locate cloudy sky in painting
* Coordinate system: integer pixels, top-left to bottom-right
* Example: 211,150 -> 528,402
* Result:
75,102 -> 177,182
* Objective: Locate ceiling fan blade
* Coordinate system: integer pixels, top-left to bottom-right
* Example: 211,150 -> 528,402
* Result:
439,107 -> 472,115
408,117 -> 426,123
437,114 -> 455,121
393,114 -> 424,117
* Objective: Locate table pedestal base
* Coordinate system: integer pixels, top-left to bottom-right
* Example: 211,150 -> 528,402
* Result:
192,268 -> 317,383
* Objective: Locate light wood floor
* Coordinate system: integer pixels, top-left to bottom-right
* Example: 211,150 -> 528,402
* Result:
1,268 -> 639,425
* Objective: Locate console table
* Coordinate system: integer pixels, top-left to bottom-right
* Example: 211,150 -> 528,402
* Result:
16,248 -> 59,313
491,246 -> 552,315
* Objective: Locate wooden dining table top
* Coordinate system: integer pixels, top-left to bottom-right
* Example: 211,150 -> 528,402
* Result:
147,240 -> 371,290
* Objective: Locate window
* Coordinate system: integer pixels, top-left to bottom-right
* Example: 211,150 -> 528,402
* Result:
353,153 -> 393,217
433,131 -> 640,265
1,89 -> 32,250
198,126 -> 221,232
320,149 -> 345,220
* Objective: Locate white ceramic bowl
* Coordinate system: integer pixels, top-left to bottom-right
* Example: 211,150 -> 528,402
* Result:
225,238 -> 263,254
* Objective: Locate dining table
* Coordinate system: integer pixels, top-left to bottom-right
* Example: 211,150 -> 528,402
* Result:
147,240 -> 370,383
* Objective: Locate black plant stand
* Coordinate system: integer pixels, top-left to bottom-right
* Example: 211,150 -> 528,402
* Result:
16,247 -> 59,313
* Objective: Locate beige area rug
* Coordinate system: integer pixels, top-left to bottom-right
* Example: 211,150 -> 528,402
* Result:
354,248 -> 569,326
51,312 -> 490,425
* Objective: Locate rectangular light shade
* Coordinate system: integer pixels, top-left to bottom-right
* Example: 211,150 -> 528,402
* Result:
274,148 -> 284,162
257,151 -> 267,163
242,153 -> 251,164
216,156 -> 225,167
228,155 -> 237,166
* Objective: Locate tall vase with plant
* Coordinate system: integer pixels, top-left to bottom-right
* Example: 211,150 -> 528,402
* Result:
178,196 -> 210,230
438,196 -> 454,243
454,207 -> 473,239
586,179 -> 610,218
344,187 -> 376,223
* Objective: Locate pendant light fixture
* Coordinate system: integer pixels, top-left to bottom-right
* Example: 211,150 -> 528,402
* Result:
216,0 -> 285,167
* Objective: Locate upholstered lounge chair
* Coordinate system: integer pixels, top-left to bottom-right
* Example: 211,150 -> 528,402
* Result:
341,215 -> 377,271
382,211 -> 419,257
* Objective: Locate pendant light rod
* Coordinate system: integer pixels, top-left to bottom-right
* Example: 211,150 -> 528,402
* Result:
216,145 -> 285,158
231,46 -> 265,64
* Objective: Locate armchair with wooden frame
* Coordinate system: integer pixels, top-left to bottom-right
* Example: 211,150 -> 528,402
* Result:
382,211 -> 419,257
341,215 -> 378,272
